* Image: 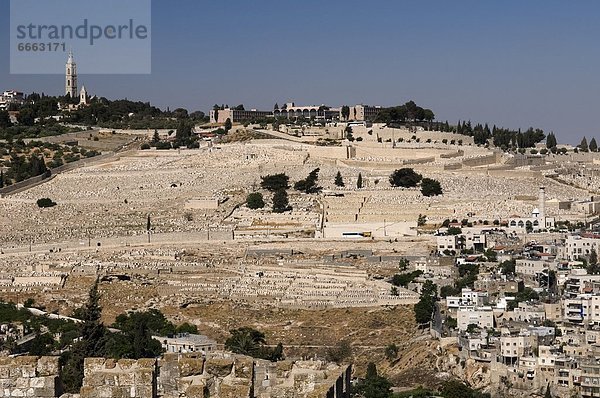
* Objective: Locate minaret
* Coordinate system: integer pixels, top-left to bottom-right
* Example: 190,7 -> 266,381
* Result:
65,51 -> 77,98
539,186 -> 546,222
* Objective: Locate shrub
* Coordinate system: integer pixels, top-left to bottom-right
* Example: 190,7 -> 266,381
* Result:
246,192 -> 265,209
37,198 -> 57,208
260,173 -> 289,192
389,168 -> 422,188
421,178 -> 443,197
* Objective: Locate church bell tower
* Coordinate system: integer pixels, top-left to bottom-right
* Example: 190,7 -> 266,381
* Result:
65,51 -> 78,98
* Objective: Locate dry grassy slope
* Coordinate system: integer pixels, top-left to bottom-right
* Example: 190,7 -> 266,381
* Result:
8,277 -> 442,388
160,301 -> 426,376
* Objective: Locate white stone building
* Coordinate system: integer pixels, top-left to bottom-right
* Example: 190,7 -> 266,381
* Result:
563,234 -> 600,261
154,333 -> 217,354
507,187 -> 555,232
516,258 -> 558,277
457,305 -> 494,331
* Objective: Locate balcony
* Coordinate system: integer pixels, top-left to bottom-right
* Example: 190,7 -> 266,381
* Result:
567,313 -> 584,322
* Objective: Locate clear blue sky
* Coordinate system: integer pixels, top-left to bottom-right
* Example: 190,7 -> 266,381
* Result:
1,0 -> 600,144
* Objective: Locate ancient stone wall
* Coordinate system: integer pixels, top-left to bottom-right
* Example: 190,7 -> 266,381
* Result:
0,356 -> 60,397
78,353 -> 347,398
0,353 -> 348,398
158,352 -> 253,398
80,358 -> 157,398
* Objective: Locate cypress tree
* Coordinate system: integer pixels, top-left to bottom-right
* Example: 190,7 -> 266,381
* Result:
61,280 -> 108,392
357,173 -> 363,189
580,136 -> 589,152
546,132 -> 557,149
334,171 -> 345,187
272,189 -> 289,213
590,138 -> 598,152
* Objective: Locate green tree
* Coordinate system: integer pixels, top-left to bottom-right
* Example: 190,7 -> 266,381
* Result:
246,192 -> 265,209
421,178 -> 443,196
176,322 -> 198,334
353,362 -> 393,398
17,107 -> 35,126
107,311 -> 165,359
588,248 -> 600,274
590,138 -> 598,152
260,173 -> 289,191
440,379 -> 490,398
399,258 -> 410,271
0,110 -> 11,128
29,333 -> 55,356
224,118 -> 232,132
384,344 -> 399,361
326,340 -> 353,364
112,309 -> 175,337
152,129 -> 160,143
500,259 -> 516,276
334,171 -> 345,187
270,342 -> 284,361
389,168 -> 422,188
447,226 -> 462,235
61,280 -> 109,393
357,173 -> 363,189
544,382 -> 552,398
440,285 -> 460,298
418,214 -> 427,226
36,198 -> 57,208
341,106 -> 350,120
272,189 -> 289,213
546,132 -> 557,149
591,248 -> 598,266
294,168 -> 322,194
580,136 -> 589,152
225,327 -> 266,357
392,271 -> 423,288
414,280 -> 437,326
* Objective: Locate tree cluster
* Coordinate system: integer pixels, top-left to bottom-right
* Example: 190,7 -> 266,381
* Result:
374,101 -> 435,123
260,173 -> 289,191
578,136 -> 600,153
389,168 -> 443,196
60,281 -> 196,392
294,168 -> 322,194
391,271 -> 423,288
